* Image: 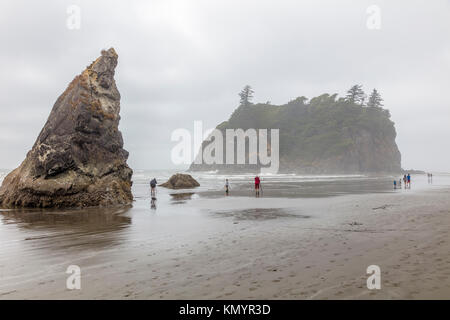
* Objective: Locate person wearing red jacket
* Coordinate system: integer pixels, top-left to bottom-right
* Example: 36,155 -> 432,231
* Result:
254,176 -> 261,196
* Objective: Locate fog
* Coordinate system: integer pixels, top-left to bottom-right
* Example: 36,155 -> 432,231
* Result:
0,0 -> 449,171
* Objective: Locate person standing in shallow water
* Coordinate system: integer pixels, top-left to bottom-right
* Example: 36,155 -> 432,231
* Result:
254,176 -> 261,197
407,174 -> 411,189
225,179 -> 230,196
150,178 -> 157,197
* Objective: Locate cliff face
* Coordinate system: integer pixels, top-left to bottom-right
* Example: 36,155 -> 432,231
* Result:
190,94 -> 402,174
0,48 -> 133,208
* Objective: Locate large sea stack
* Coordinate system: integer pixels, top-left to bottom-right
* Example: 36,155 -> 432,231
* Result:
189,94 -> 402,174
0,48 -> 133,208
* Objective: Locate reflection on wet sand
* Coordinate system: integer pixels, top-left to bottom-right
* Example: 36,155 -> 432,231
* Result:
170,192 -> 195,204
150,198 -> 157,210
211,208 -> 310,221
0,206 -> 132,229
196,177 -> 396,199
0,205 -> 132,252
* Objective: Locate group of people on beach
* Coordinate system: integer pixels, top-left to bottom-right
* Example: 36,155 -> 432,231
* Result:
225,176 -> 262,197
394,174 -> 411,189
150,171 -> 433,206
148,175 -> 262,208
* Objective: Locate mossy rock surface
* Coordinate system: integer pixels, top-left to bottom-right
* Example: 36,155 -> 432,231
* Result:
160,174 -> 200,189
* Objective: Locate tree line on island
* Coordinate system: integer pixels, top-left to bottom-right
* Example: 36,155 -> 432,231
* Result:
239,84 -> 384,109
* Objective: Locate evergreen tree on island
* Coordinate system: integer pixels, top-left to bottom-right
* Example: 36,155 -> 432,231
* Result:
239,85 -> 254,106
345,84 -> 366,106
367,89 -> 384,108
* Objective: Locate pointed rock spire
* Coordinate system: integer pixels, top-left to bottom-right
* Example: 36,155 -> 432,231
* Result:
0,48 -> 133,208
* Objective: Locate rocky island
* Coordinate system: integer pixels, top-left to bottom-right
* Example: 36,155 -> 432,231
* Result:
0,48 -> 133,208
160,174 -> 200,189
190,88 -> 402,174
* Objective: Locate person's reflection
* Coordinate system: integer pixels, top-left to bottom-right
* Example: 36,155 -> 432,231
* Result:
151,198 -> 157,210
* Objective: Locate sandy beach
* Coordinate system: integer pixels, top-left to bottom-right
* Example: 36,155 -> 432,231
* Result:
0,172 -> 449,300
1,0 -> 450,306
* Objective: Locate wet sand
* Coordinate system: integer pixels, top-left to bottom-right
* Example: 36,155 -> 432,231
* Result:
1,181 -> 449,299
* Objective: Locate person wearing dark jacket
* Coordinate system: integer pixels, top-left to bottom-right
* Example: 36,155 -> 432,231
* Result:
150,178 -> 157,196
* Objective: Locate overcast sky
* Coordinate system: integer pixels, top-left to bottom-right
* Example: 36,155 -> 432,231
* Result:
0,0 -> 449,172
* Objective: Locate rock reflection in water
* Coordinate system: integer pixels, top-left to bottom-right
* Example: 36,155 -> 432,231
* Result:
169,192 -> 195,204
1,206 -> 131,228
0,206 -> 132,251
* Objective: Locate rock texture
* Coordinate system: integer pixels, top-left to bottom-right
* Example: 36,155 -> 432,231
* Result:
160,174 -> 200,189
0,48 -> 133,208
